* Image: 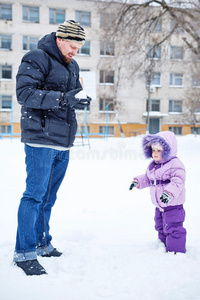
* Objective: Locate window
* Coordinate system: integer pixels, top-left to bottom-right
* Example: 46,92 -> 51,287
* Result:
23,36 -> 38,51
49,8 -> 65,24
99,98 -> 114,111
80,69 -> 90,72
147,45 -> 161,59
170,73 -> 183,87
75,11 -> 90,27
100,41 -> 115,56
99,126 -> 114,135
195,106 -> 200,113
170,46 -> 183,60
171,19 -> 184,34
0,125 -> 11,134
169,100 -> 182,113
148,18 -> 162,32
0,4 -> 12,20
147,99 -> 160,112
169,127 -> 182,135
0,95 -> 12,109
100,12 -> 114,28
147,72 -> 161,86
192,75 -> 200,88
100,70 -> 114,84
191,127 -> 200,134
78,41 -> 90,55
0,35 -> 11,50
23,6 -> 39,23
76,126 -> 90,135
0,65 -> 12,79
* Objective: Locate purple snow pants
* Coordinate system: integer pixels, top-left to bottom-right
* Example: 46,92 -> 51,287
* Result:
154,205 -> 186,253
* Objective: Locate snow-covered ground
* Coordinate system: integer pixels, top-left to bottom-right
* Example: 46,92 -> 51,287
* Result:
0,134 -> 200,300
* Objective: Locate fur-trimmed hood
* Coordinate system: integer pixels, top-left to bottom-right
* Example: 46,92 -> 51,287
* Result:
142,131 -> 177,161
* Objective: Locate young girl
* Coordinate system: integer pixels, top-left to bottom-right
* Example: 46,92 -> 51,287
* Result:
129,131 -> 186,253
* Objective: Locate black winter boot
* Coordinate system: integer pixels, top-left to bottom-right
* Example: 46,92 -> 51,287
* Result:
41,248 -> 62,257
15,259 -> 47,276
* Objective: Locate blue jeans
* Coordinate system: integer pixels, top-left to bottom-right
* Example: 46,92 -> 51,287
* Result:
14,145 -> 69,262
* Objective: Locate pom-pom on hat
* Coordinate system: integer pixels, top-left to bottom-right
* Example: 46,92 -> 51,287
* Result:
56,20 -> 85,45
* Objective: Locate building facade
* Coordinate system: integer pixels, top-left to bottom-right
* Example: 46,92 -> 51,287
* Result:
0,0 -> 200,137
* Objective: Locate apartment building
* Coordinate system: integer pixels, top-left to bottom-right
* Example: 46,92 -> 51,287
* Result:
0,0 -> 200,137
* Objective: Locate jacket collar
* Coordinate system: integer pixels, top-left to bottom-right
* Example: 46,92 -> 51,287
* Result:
149,156 -> 177,171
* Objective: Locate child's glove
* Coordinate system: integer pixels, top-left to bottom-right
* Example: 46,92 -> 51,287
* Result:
129,181 -> 138,190
160,191 -> 172,204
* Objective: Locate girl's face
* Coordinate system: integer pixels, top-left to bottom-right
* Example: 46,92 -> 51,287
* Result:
152,147 -> 163,161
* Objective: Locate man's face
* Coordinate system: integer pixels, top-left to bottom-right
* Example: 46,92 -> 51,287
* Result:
56,38 -> 82,63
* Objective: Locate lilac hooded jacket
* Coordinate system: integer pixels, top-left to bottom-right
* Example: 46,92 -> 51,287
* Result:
134,131 -> 186,210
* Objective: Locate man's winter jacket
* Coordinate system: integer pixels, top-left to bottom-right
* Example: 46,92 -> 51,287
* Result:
134,131 -> 186,210
16,32 -> 82,148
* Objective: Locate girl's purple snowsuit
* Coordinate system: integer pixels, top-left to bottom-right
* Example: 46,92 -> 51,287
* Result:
134,131 -> 186,253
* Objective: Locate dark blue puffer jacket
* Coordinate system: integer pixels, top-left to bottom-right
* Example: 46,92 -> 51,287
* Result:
16,32 -> 82,148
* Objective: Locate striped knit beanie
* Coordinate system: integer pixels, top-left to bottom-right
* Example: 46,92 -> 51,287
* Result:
56,20 -> 85,45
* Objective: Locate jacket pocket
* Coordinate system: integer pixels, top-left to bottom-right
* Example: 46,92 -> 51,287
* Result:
21,115 -> 29,130
44,117 -> 70,138
28,115 -> 43,131
21,112 -> 43,132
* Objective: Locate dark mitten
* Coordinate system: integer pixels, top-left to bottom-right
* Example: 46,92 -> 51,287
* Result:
160,191 -> 172,204
129,181 -> 138,190
61,88 -> 91,109
75,95 -> 92,109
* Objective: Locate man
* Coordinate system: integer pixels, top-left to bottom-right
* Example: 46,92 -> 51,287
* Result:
14,20 -> 91,276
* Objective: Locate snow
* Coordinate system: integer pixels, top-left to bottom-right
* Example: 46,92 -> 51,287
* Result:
0,135 -> 200,300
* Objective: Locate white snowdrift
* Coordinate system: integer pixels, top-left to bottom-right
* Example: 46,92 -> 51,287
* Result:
0,135 -> 200,300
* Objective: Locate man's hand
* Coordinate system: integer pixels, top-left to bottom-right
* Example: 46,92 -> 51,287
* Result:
61,88 -> 92,109
129,181 -> 138,190
160,191 -> 172,204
